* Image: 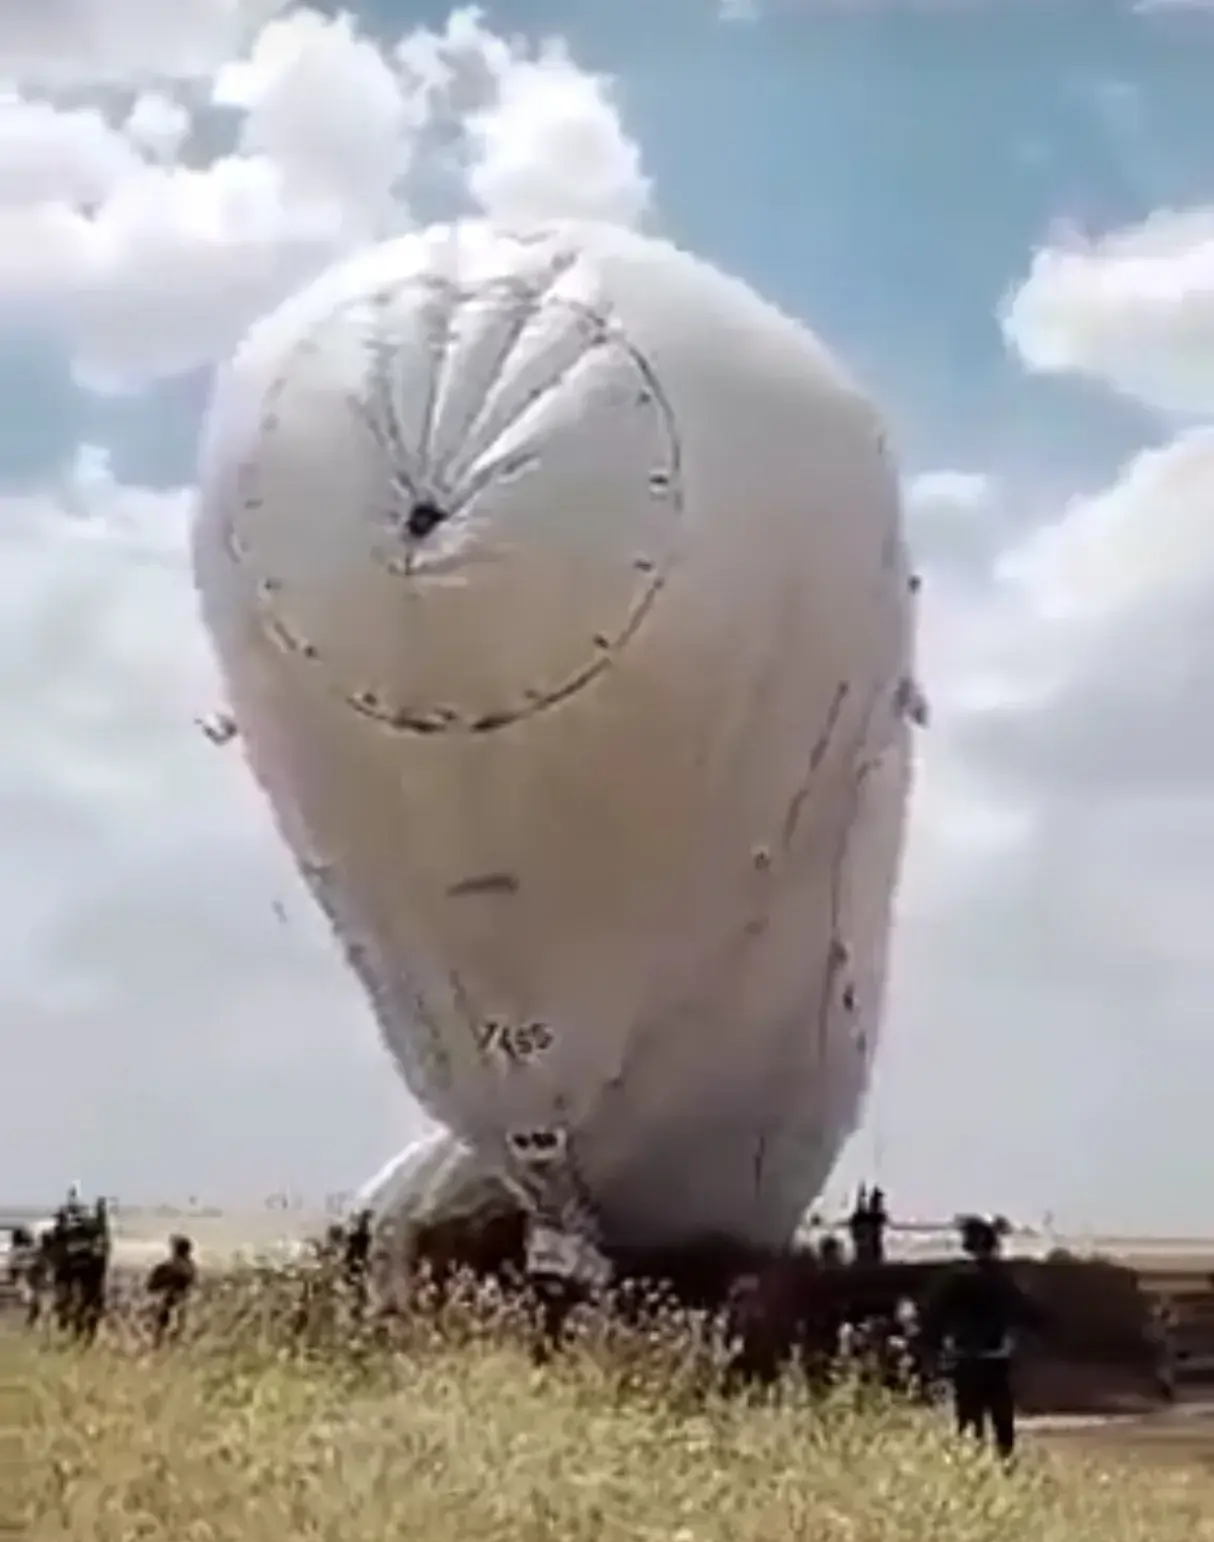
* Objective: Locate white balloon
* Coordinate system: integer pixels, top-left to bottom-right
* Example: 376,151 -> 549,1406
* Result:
193,219 -> 920,1253
355,1128 -> 511,1234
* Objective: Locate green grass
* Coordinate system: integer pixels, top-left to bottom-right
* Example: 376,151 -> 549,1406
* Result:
14,1268 -> 1214,1542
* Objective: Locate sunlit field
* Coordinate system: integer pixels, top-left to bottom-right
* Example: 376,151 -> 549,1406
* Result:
15,1263 -> 1214,1542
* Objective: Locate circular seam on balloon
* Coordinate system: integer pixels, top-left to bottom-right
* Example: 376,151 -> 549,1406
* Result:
220,265 -> 686,737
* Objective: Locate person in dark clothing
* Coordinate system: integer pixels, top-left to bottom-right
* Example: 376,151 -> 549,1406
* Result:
919,1216 -> 1045,1460
52,1198 -> 97,1337
6,1225 -> 31,1280
76,1199 -> 111,1345
342,1209 -> 374,1315
847,1185 -> 889,1266
818,1234 -> 844,1267
723,1273 -> 773,1391
42,1216 -> 67,1326
867,1188 -> 889,1264
9,1227 -> 46,1328
847,1186 -> 870,1263
146,1235 -> 197,1347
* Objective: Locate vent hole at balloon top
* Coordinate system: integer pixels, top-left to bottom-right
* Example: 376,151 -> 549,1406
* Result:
405,500 -> 449,540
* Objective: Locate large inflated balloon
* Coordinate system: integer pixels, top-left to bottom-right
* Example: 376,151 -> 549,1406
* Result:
194,219 -> 921,1256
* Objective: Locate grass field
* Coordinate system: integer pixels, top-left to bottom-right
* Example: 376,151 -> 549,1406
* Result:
13,1267 -> 1214,1542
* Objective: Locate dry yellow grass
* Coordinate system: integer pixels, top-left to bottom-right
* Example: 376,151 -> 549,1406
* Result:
13,1267 -> 1214,1542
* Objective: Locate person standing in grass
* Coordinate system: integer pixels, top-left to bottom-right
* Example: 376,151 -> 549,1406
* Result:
919,1216 -> 1046,1460
51,1194 -> 95,1336
9,1226 -> 48,1328
146,1234 -> 198,1347
342,1209 -> 374,1318
76,1198 -> 111,1345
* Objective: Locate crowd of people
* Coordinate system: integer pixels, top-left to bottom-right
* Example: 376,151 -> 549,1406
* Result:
7,1186 -> 1046,1461
726,1196 -> 1045,1460
6,1188 -> 198,1347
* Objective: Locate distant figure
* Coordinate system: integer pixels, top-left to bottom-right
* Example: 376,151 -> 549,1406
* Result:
723,1273 -> 766,1391
920,1216 -> 1046,1460
1147,1298 -> 1178,1403
316,1223 -> 346,1265
522,1219 -> 599,1363
846,1185 -> 867,1261
847,1185 -> 888,1266
51,1195 -> 97,1338
723,1269 -> 794,1392
9,1226 -> 47,1328
7,1225 -> 33,1285
76,1199 -> 111,1344
818,1234 -> 844,1267
342,1209 -> 374,1315
867,1187 -> 888,1263
42,1218 -> 67,1326
146,1235 -> 197,1347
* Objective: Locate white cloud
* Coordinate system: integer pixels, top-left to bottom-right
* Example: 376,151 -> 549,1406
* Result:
1002,208 -> 1214,417
122,93 -> 192,163
0,6 -> 652,394
0,449 -> 417,1201
213,11 -> 418,218
0,0 -> 280,87
0,97 -> 141,208
1003,428 -> 1214,627
905,469 -> 1007,581
463,41 -> 650,226
22,154 -> 353,394
856,417 -> 1214,1229
855,190 -> 1214,1225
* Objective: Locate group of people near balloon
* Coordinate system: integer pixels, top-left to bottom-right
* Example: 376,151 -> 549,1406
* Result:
730,1201 -> 1043,1460
7,1190 -> 197,1348
9,1190 -> 111,1342
5,1181 -> 1046,1460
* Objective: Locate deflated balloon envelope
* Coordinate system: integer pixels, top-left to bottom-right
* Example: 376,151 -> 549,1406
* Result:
193,218 -> 919,1254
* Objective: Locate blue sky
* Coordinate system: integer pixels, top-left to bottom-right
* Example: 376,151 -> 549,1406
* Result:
3,0 -> 1214,1235
8,1 -> 1208,490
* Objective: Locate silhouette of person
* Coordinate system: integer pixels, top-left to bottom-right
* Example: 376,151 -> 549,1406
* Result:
146,1235 -> 197,1347
342,1209 -> 374,1316
847,1186 -> 870,1264
76,1199 -> 111,1345
867,1187 -> 889,1265
848,1185 -> 888,1266
819,1234 -> 844,1267
920,1216 -> 1045,1460
52,1197 -> 95,1337
9,1227 -> 45,1327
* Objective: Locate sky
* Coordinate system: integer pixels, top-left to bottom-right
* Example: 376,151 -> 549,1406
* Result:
2,0 -> 1214,1234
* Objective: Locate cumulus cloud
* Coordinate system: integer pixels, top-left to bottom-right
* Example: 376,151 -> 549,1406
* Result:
122,93 -> 193,163
0,0 -> 281,88
463,42 -> 650,225
212,11 -> 418,217
992,218 -> 1214,804
0,449 -> 407,1201
0,97 -> 142,208
905,470 -> 1011,586
1001,208 -> 1214,418
854,220 -> 1214,1228
0,5 -> 651,1204
0,6 -> 650,394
